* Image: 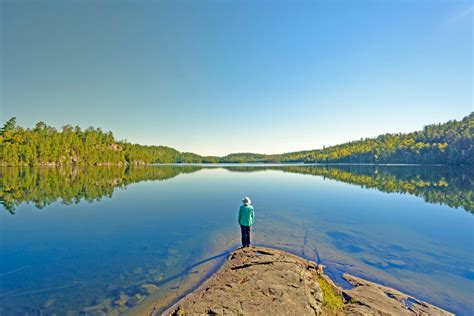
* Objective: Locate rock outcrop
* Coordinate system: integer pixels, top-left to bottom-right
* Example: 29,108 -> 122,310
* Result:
162,246 -> 453,316
342,274 -> 453,315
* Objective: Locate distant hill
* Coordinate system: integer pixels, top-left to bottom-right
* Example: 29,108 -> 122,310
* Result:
221,113 -> 473,165
227,113 -> 474,165
1,113 -> 472,166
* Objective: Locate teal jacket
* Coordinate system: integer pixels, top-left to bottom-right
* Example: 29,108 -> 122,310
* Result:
238,204 -> 254,227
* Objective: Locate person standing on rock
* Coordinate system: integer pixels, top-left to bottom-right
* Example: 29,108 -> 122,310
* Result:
238,197 -> 254,247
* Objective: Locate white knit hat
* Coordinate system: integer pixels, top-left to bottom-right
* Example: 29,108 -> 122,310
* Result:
242,197 -> 251,204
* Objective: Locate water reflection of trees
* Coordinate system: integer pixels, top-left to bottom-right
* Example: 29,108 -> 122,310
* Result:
224,165 -> 473,213
0,166 -> 201,214
1,165 -> 472,214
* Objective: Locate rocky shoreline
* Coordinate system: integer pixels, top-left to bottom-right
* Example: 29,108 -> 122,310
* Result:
160,246 -> 453,315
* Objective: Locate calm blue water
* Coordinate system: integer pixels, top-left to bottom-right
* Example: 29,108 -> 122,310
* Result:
0,165 -> 473,315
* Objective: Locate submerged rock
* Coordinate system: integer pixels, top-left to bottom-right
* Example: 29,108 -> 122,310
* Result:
151,273 -> 165,282
106,309 -> 120,316
113,294 -> 128,307
162,246 -> 453,316
168,248 -> 179,255
132,267 -> 144,275
141,283 -> 159,295
147,268 -> 160,275
126,294 -> 144,307
83,298 -> 112,313
41,297 -> 56,309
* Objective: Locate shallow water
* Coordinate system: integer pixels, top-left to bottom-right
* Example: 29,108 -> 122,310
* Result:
0,165 -> 473,315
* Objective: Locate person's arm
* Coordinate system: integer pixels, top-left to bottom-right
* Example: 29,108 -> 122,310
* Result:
238,206 -> 242,224
250,206 -> 255,224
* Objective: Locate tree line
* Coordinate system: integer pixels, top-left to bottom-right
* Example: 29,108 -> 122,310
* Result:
0,118 -> 215,166
1,113 -> 472,166
221,113 -> 474,165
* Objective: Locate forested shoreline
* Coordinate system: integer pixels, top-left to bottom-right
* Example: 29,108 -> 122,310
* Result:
1,113 -> 472,166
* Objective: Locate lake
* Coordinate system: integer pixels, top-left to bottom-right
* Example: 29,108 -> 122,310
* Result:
0,165 -> 473,315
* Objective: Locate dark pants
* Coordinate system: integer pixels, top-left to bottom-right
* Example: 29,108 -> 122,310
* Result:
240,225 -> 251,247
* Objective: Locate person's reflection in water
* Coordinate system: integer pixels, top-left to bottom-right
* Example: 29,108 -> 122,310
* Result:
238,197 -> 254,248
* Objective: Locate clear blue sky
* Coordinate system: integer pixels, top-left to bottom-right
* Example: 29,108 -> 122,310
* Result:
1,1 -> 472,156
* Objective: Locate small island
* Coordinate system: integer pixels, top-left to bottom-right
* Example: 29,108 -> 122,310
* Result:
161,246 -> 453,315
